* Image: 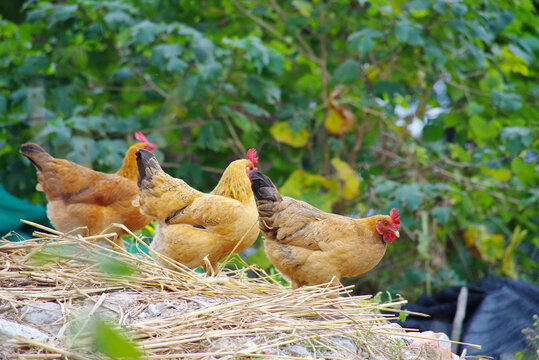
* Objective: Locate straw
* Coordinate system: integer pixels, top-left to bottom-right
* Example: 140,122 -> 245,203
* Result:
0,221 -> 482,359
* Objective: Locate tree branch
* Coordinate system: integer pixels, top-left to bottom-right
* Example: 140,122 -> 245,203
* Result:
128,64 -> 170,100
230,0 -> 321,66
319,6 -> 331,176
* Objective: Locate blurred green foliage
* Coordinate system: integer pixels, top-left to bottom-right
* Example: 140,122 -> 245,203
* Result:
91,320 -> 142,359
1,0 -> 537,300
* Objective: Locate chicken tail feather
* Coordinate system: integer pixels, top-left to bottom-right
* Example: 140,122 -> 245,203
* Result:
136,148 -> 163,188
20,143 -> 53,171
249,171 -> 282,202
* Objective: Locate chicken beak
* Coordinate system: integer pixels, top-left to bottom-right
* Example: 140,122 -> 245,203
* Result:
392,229 -> 400,238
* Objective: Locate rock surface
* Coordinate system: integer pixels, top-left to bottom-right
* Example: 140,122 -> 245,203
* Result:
0,318 -> 48,340
0,292 -> 464,359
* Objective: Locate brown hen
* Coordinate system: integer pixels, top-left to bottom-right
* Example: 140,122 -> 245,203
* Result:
20,132 -> 155,248
135,148 -> 260,272
249,171 -> 400,289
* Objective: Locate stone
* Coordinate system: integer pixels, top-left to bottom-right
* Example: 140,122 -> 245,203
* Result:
287,344 -> 312,358
0,319 -> 48,340
147,302 -> 166,317
21,302 -> 62,326
407,331 -> 456,360
327,336 -> 358,354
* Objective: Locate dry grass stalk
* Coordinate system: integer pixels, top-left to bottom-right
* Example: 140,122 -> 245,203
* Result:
0,222 -> 480,359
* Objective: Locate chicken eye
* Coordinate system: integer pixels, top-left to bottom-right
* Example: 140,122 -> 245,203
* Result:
384,221 -> 388,225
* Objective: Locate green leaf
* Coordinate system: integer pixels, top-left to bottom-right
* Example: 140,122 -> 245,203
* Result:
348,29 -> 382,54
132,21 -> 161,45
432,206 -> 450,224
292,0 -> 313,17
68,136 -> 98,165
500,127 -> 532,156
422,117 -> 444,142
469,115 -> 498,141
98,256 -> 135,276
425,44 -> 447,67
451,3 -> 467,16
40,119 -> 72,145
332,59 -> 360,84
247,245 -> 272,270
510,157 -> 525,174
395,18 -> 424,46
374,179 -> 398,196
104,11 -> 134,30
468,22 -> 493,43
242,103 -> 269,117
152,44 -> 182,65
71,46 -> 88,70
433,0 -> 448,14
466,102 -> 484,116
198,60 -> 222,81
50,4 -> 78,22
166,57 -> 187,75
197,124 -> 218,150
246,75 -> 266,101
268,55 -> 284,76
223,36 -> 283,74
174,75 -> 199,102
490,90 -> 522,111
0,95 -> 6,114
113,67 -> 134,82
92,320 -> 142,360
394,184 -> 423,211
510,157 -> 534,186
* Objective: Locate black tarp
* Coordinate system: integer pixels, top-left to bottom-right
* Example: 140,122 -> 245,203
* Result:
398,276 -> 539,359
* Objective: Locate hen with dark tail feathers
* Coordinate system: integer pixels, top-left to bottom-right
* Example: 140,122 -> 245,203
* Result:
249,171 -> 401,290
135,148 -> 260,273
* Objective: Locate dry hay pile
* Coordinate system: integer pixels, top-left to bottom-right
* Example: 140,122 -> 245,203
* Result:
0,222 -> 478,359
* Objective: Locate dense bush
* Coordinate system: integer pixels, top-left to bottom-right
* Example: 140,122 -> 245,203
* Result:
1,0 -> 537,300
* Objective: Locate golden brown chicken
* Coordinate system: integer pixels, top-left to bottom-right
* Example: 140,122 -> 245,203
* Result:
135,148 -> 260,272
249,171 -> 400,289
20,132 -> 155,248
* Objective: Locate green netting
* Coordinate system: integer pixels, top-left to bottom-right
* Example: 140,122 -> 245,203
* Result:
0,185 -> 48,239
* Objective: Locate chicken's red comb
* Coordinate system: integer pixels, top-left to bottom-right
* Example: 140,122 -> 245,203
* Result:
247,148 -> 258,165
390,208 -> 400,229
135,132 -> 156,150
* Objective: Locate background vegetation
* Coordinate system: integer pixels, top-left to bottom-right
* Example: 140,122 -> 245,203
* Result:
1,0 -> 537,301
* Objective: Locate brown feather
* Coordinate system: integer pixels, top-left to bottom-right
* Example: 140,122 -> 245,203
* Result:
249,171 -> 399,288
135,150 -> 260,271
20,142 -> 152,246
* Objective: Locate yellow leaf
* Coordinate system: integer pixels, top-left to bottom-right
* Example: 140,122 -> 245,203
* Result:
463,227 -> 477,249
501,226 -> 527,279
324,109 -> 348,134
483,167 -> 511,181
365,65 -> 379,81
331,158 -> 360,199
464,225 -> 505,263
325,88 -> 355,135
478,234 -> 505,263
279,170 -> 338,212
269,121 -> 308,148
500,47 -> 529,76
389,0 -> 406,14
